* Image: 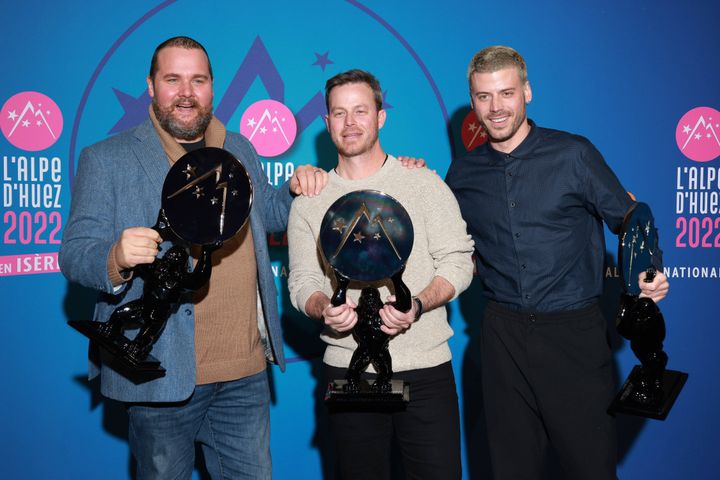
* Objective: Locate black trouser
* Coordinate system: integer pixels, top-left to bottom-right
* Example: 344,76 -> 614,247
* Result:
481,301 -> 617,480
324,361 -> 461,480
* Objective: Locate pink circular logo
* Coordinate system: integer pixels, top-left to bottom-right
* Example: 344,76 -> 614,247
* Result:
675,106 -> 720,162
1,91 -> 63,151
240,99 -> 297,157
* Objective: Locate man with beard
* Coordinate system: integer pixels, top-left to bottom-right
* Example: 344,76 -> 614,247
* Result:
445,46 -> 670,479
287,69 -> 474,479
60,36 -> 328,479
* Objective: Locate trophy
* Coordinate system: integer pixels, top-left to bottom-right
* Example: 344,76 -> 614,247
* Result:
608,202 -> 687,419
69,147 -> 253,384
319,190 -> 413,405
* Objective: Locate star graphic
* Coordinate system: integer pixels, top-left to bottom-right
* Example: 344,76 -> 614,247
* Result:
312,51 -> 334,71
36,120 -> 42,126
708,133 -> 713,138
333,218 -> 347,233
183,164 -> 197,180
22,119 -> 30,127
387,217 -> 395,223
479,130 -> 487,138
192,186 -> 204,199
353,231 -> 365,243
260,126 -> 267,134
109,88 -> 152,134
682,124 -> 691,134
231,189 -> 239,196
373,233 -> 382,240
695,133 -> 702,140
7,110 -> 17,121
273,127 -> 277,132
247,117 -> 257,128
468,122 -> 477,132
382,90 -> 393,110
210,197 -> 219,205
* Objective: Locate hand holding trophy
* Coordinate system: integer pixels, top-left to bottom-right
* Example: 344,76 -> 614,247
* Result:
608,202 -> 687,419
319,190 -> 413,405
69,148 -> 252,383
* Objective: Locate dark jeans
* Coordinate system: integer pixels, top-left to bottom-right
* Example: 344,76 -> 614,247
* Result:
481,301 -> 617,480
324,361 -> 461,480
126,370 -> 271,480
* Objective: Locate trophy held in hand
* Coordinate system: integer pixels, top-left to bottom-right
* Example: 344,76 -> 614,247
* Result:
319,190 -> 413,406
69,148 -> 252,384
608,202 -> 688,420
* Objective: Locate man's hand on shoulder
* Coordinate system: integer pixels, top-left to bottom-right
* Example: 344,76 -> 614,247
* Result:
114,227 -> 162,270
397,156 -> 434,173
291,164 -> 329,197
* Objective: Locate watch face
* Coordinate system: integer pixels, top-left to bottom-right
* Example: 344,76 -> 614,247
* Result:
161,147 -> 253,245
319,190 -> 413,282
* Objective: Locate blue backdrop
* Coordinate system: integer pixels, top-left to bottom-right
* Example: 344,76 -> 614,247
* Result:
2,1 -> 718,478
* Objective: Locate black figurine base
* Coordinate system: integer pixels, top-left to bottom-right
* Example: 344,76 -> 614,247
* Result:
608,366 -> 688,420
69,320 -> 166,384
325,379 -> 409,406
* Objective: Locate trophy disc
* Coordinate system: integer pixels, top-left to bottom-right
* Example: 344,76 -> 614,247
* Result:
319,190 -> 413,282
161,147 -> 253,245
618,202 -> 659,295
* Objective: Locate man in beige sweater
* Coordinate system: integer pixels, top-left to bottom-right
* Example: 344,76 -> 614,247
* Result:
288,69 -> 474,479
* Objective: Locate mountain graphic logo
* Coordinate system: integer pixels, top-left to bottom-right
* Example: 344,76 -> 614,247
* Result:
1,91 -> 63,151
675,106 -> 720,162
0,92 -> 63,152
240,99 -> 297,157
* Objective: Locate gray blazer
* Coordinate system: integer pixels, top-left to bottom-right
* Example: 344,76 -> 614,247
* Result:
60,118 -> 290,402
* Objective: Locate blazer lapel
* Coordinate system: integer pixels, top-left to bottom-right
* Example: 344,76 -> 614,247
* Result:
132,119 -> 170,193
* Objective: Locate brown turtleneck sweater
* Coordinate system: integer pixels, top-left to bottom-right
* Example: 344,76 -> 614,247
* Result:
107,107 -> 266,384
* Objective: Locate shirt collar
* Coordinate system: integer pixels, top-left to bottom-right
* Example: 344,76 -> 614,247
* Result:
487,118 -> 541,161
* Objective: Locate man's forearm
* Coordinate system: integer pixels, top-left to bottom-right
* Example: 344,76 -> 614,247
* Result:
416,276 -> 456,313
305,291 -> 332,320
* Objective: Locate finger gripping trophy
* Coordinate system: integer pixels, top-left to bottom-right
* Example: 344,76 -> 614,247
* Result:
320,190 -> 413,404
69,148 -> 252,384
609,202 -> 687,419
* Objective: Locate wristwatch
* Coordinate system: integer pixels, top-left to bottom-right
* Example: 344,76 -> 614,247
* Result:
412,296 -> 423,321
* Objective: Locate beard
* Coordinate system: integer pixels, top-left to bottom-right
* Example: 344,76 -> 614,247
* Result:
152,97 -> 213,141
480,105 -> 528,145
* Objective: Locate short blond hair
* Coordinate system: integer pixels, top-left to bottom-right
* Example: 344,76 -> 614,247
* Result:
467,46 -> 527,88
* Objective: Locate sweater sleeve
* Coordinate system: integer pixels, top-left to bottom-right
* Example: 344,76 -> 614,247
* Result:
287,198 -> 328,316
419,173 -> 475,300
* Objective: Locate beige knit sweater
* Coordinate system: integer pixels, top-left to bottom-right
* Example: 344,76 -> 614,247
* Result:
288,156 -> 474,372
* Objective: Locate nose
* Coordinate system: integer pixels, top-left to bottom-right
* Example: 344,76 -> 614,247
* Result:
344,112 -> 356,126
178,79 -> 193,97
489,95 -> 501,112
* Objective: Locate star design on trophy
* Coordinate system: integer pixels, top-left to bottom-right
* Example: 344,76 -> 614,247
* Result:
353,231 -> 365,243
373,233 -> 381,240
182,163 -> 196,180
333,218 -> 347,233
192,185 -> 204,199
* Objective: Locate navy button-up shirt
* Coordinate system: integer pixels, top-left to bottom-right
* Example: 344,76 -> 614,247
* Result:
446,120 -> 634,312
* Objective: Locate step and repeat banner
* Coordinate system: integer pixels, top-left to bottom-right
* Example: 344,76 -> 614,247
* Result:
2,1 -> 718,478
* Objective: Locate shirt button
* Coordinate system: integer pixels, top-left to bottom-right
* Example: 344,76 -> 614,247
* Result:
521,264 -> 527,269
529,314 -> 536,322
510,201 -> 516,208
515,232 -> 520,238
507,172 -> 513,177
185,309 -> 191,316
525,294 -> 531,299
